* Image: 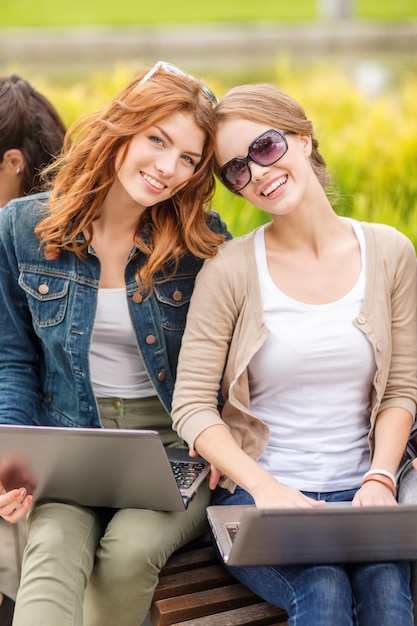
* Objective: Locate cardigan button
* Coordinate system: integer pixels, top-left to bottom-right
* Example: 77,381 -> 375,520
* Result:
146,335 -> 156,345
356,315 -> 366,324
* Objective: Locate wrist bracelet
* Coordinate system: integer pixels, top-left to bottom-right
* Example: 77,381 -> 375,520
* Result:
362,469 -> 397,489
361,474 -> 397,497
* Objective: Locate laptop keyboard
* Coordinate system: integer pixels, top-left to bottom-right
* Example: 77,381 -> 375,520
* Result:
170,460 -> 206,489
225,522 -> 240,544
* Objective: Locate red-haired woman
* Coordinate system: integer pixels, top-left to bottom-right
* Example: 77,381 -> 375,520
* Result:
0,62 -> 228,626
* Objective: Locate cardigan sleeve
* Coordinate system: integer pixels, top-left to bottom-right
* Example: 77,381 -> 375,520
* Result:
172,232 -> 271,476
378,228 -> 417,419
172,242 -> 243,448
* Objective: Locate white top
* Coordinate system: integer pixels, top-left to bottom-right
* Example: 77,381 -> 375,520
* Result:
250,220 -> 376,492
89,288 -> 155,399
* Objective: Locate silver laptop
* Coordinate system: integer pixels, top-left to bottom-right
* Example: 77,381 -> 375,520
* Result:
207,503 -> 417,566
0,424 -> 209,511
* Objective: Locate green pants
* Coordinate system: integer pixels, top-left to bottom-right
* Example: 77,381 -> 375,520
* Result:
13,397 -> 211,626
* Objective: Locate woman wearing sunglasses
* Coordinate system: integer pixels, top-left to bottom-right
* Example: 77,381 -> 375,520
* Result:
0,62 -> 228,626
172,83 -> 417,625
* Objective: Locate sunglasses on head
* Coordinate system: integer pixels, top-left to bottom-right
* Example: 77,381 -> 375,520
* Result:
218,128 -> 291,193
139,60 -> 219,106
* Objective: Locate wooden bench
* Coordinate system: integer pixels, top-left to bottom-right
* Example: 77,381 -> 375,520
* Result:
150,534 -> 288,625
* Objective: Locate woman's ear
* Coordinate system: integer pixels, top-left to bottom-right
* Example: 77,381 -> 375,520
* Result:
299,134 -> 312,157
2,149 -> 25,175
0,149 -> 26,207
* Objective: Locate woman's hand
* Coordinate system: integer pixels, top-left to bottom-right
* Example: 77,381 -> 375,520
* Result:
0,457 -> 35,522
252,474 -> 326,510
352,480 -> 397,507
0,482 -> 32,523
192,426 -> 326,508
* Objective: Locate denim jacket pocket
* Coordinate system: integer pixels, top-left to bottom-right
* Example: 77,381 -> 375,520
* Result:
153,277 -> 194,331
19,271 -> 69,327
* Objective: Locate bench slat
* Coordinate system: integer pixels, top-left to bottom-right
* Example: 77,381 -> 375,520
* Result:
159,545 -> 217,577
153,563 -> 234,601
151,583 -> 261,626
171,601 -> 288,625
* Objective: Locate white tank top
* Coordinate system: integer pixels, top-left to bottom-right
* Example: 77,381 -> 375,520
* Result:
89,288 -> 155,399
250,221 -> 376,492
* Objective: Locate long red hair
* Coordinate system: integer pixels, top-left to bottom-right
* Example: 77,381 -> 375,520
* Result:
36,69 -> 224,292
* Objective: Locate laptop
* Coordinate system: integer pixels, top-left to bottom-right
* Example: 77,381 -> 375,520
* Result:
0,424 -> 209,511
207,503 -> 417,566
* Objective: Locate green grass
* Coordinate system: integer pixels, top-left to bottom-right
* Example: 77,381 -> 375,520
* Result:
1,0 -> 416,28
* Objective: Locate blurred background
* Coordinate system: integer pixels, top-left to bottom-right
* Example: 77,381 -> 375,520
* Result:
1,0 -> 416,240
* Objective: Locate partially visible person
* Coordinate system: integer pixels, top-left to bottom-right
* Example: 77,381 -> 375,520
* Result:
0,73 -> 66,626
0,73 -> 66,208
172,83 -> 417,625
0,62 -> 228,626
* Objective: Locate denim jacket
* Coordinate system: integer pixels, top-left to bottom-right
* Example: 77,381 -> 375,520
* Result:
0,192 -> 229,428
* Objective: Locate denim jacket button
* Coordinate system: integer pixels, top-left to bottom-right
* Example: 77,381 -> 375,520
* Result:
145,335 -> 156,345
38,283 -> 49,295
157,372 -> 166,382
172,290 -> 183,302
132,291 -> 143,303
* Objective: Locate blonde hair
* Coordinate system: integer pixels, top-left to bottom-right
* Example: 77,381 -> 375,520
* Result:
214,83 -> 332,190
36,69 -> 224,292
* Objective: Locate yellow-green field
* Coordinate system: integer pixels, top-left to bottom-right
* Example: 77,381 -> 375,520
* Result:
30,60 -> 417,245
1,0 -> 416,27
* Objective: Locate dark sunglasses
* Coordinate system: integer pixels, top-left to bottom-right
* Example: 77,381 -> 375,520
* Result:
218,128 -> 290,193
139,60 -> 219,106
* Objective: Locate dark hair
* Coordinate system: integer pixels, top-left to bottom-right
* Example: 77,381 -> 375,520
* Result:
0,74 -> 66,196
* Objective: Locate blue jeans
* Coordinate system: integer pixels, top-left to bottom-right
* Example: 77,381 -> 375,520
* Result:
213,486 -> 413,626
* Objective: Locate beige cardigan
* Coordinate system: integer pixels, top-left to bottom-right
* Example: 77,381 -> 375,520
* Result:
172,222 -> 417,492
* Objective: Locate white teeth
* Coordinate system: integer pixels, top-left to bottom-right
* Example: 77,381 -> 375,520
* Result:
262,176 -> 287,197
142,173 -> 165,190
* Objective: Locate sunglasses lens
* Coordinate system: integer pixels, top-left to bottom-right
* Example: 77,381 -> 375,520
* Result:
201,85 -> 219,105
250,130 -> 287,165
221,160 -> 251,192
220,129 -> 289,193
162,63 -> 189,78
